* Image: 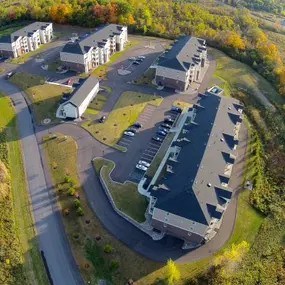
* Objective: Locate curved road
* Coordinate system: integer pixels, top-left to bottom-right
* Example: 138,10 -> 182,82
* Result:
37,121 -> 248,262
0,77 -> 84,285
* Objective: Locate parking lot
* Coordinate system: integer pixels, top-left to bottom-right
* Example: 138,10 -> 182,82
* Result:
127,111 -> 179,183
117,104 -> 158,148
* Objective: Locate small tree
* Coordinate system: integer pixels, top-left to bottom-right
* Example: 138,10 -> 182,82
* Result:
104,243 -> 112,253
165,259 -> 180,284
73,199 -> 81,209
64,175 -> 72,183
110,259 -> 119,270
63,208 -> 70,216
68,187 -> 75,196
76,207 -> 84,216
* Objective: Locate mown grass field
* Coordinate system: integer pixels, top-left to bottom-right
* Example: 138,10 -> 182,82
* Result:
42,133 -> 160,284
93,158 -> 148,223
10,72 -> 71,123
84,94 -> 107,116
82,91 -> 163,147
0,93 -> 48,285
209,48 -> 283,107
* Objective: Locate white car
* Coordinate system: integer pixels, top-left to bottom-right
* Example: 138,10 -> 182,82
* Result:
124,131 -> 135,137
138,160 -> 150,167
128,57 -> 136,61
136,164 -> 148,171
138,55 -> 146,59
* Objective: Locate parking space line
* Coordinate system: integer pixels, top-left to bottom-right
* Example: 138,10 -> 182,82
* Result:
142,153 -> 154,159
118,140 -> 131,145
144,148 -> 157,154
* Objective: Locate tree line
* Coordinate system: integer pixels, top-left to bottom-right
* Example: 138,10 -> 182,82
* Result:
1,1 -> 285,98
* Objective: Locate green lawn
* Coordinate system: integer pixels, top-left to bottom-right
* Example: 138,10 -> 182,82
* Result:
209,47 -> 283,106
0,22 -> 27,36
84,94 -> 107,116
91,40 -> 140,79
133,68 -> 156,88
0,93 -> 49,285
43,133 -> 160,284
93,158 -> 148,223
9,72 -> 71,123
82,91 -> 163,147
47,59 -> 62,71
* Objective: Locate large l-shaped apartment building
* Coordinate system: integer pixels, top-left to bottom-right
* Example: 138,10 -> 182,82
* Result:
60,24 -> 128,73
0,22 -> 53,58
144,86 -> 243,248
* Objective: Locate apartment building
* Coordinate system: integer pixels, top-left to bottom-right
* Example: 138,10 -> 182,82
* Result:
60,24 -> 128,73
155,35 -> 207,91
147,86 -> 243,248
56,76 -> 99,119
0,22 -> 53,58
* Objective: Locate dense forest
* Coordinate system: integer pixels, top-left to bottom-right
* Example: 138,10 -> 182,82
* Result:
1,0 -> 285,284
1,0 -> 285,99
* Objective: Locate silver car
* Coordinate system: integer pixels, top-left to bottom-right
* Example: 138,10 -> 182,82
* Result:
136,164 -> 148,171
124,131 -> 135,137
138,160 -> 150,167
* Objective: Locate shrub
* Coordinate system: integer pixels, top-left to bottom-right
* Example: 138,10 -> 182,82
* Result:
73,199 -> 81,208
64,175 -> 72,183
110,259 -> 119,270
52,161 -> 57,169
104,243 -> 112,253
76,207 -> 84,216
68,187 -> 75,196
63,208 -> 70,216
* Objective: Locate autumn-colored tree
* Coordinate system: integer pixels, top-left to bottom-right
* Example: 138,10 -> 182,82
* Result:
214,241 -> 249,276
223,31 -> 245,49
50,3 -> 72,24
165,259 -> 180,284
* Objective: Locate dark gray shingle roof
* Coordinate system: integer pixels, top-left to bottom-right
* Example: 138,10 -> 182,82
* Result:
0,22 -> 51,43
157,35 -> 206,71
69,76 -> 99,107
151,92 -> 243,225
61,24 -> 124,55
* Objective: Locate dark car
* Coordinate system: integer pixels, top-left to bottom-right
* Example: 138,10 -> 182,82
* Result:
164,117 -> 174,124
136,58 -> 144,62
171,106 -> 182,113
157,130 -> 167,137
127,127 -> 137,133
132,122 -> 143,128
99,116 -> 106,123
152,136 -> 163,142
161,123 -> 172,129
132,61 -> 140,65
5,71 -> 14,79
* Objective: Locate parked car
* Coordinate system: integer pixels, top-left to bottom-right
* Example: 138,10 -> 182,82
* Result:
137,55 -> 146,59
5,71 -> 14,79
157,130 -> 167,137
152,136 -> 163,142
124,131 -> 135,137
159,127 -> 169,133
67,78 -> 73,85
132,61 -> 140,65
138,160 -> 150,167
126,127 -> 137,133
132,122 -> 143,128
164,117 -> 174,124
136,164 -> 148,171
99,116 -> 106,123
161,123 -> 172,129
136,58 -> 144,62
128,57 -> 136,61
171,106 -> 182,113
